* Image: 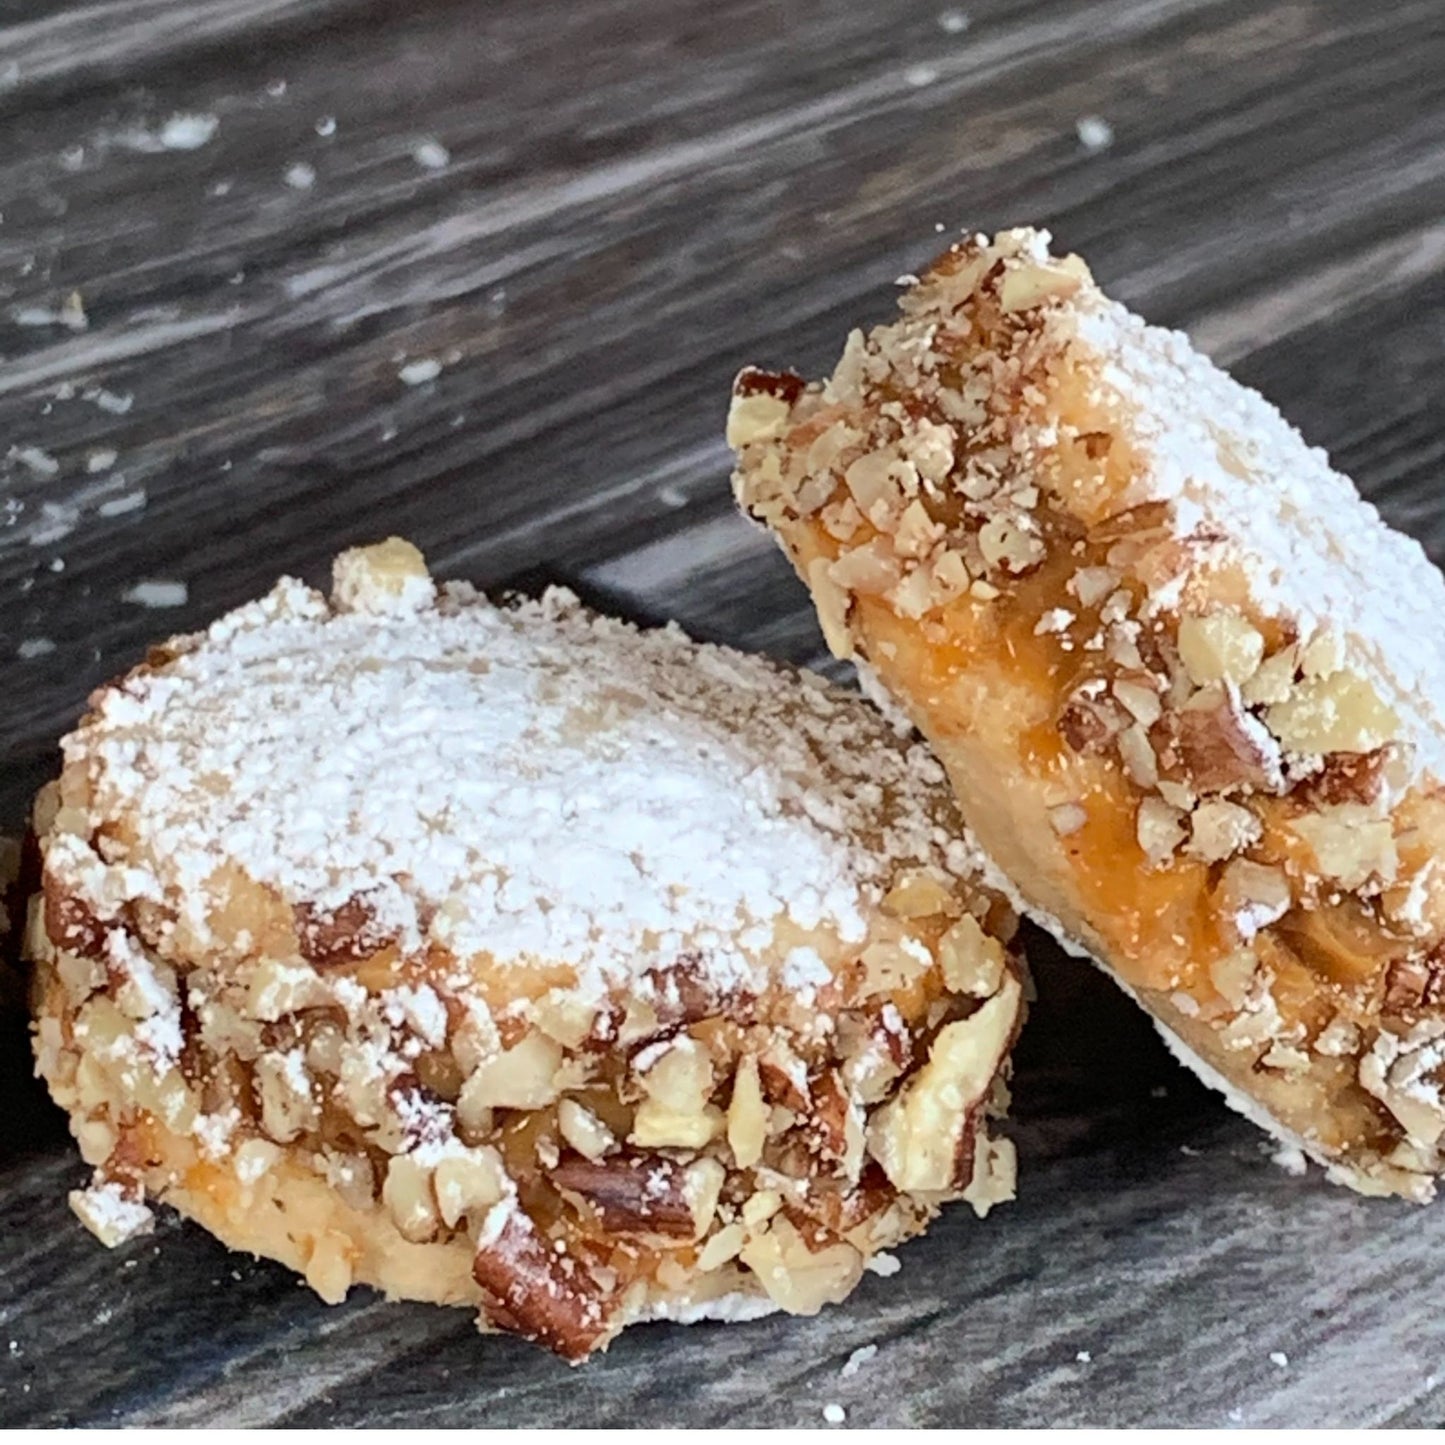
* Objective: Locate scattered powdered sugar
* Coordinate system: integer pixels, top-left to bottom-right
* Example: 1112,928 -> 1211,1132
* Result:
119,113 -> 219,152
412,139 -> 450,170
1075,115 -> 1114,152
85,388 -> 133,415
10,444 -> 59,477
29,501 -> 79,546
13,293 -> 87,331
822,1404 -> 847,1425
1269,1142 -> 1308,1177
69,1180 -> 154,1246
1056,278 -> 1445,787
283,161 -> 316,190
64,575 -> 971,1010
122,580 -> 188,608
1269,1350 -> 1289,1369
398,357 -> 442,386
840,1344 -> 877,1378
97,488 -> 147,518
17,638 -> 55,660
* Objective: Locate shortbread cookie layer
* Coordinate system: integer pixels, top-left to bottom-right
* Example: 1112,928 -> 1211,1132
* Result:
730,228 -> 1445,1200
28,539 -> 1024,1358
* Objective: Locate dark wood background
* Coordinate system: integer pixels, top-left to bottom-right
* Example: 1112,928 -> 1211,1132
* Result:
2,0 -> 1443,1426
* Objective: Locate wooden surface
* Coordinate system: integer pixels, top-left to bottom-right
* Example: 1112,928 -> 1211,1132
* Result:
2,0 -> 1444,1426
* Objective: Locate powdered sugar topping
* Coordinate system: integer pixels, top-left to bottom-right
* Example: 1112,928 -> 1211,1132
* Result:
61,566 -> 969,1008
1058,288 -> 1445,785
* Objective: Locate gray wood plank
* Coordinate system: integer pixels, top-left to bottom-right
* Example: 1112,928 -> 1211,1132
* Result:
2,0 -> 1444,1426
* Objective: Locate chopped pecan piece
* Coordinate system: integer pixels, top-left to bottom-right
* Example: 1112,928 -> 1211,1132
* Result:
1296,748 -> 1392,808
758,1040 -> 811,1112
472,1202 -> 611,1361
549,1154 -> 698,1238
44,885 -> 106,956
294,897 -> 392,969
1059,692 -> 1124,754
1170,685 -> 1283,793
807,1069 -> 865,1178
644,954 -> 753,1029
1383,954 -> 1445,1015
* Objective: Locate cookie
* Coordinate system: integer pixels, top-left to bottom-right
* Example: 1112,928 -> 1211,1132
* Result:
730,227 -> 1445,1200
28,539 -> 1024,1357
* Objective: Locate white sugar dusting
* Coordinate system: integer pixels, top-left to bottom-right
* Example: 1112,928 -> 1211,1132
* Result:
1055,274 -> 1445,787
1076,115 -> 1114,152
284,161 -> 316,190
29,501 -> 79,546
97,489 -> 147,517
63,573 -> 970,1008
398,357 -> 442,386
413,139 -> 450,170
11,445 -> 59,477
120,113 -> 219,152
1269,1142 -> 1308,1177
17,638 -> 55,659
122,580 -> 188,608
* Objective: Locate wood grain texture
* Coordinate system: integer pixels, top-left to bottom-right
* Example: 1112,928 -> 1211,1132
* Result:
2,0 -> 1444,1426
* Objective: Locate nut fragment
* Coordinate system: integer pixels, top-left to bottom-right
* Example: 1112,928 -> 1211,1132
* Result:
727,1055 -> 768,1169
637,1036 -> 715,1116
739,1215 -> 864,1315
1358,1025 -> 1445,1148
69,1179 -> 154,1248
254,1049 -> 319,1144
1215,860 -> 1291,942
1177,612 -> 1265,687
629,1099 -> 724,1150
459,1031 -> 563,1120
472,1202 -> 610,1361
331,537 -> 434,616
1174,685 -> 1283,792
1266,671 -> 1400,756
1117,723 -> 1159,789
867,975 -> 1020,1193
1185,800 -> 1261,864
726,387 -> 794,450
382,1153 -> 440,1242
1136,797 -> 1186,865
1048,803 -> 1087,838
858,939 -> 930,995
303,1231 -> 356,1304
1291,805 -> 1398,890
807,557 -> 854,660
998,255 -> 1088,312
433,1147 -> 508,1228
696,1222 -> 747,1272
978,516 -> 1045,574
557,1099 -> 616,1162
550,1154 -> 701,1238
882,871 -> 955,918
1384,955 -> 1445,1015
937,914 -> 1007,996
